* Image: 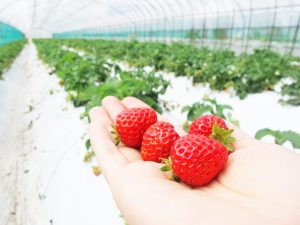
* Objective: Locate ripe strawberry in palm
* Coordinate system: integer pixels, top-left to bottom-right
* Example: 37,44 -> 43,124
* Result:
141,121 -> 179,162
189,115 -> 235,152
189,114 -> 228,136
114,107 -> 157,148
170,134 -> 228,187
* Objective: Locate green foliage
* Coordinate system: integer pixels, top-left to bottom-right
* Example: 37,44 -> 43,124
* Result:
182,103 -> 211,121
0,40 -> 26,79
79,39 -> 299,104
78,70 -> 169,114
279,61 -> 300,106
182,97 -> 239,126
34,38 -> 300,112
85,139 -> 91,150
33,39 -> 169,118
255,129 -> 300,149
210,124 -> 235,152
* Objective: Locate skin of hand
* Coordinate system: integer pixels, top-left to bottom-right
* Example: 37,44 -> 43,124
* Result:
89,96 -> 300,225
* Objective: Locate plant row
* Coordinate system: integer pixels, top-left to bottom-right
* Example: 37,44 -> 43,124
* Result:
33,39 -> 300,149
0,40 -> 27,79
33,39 -> 169,116
50,39 -> 300,106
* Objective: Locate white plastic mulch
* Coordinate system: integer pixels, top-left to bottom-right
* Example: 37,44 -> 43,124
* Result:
159,73 -> 300,151
0,41 -> 123,225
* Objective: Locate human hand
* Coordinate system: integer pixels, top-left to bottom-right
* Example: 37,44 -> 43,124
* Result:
89,96 -> 300,225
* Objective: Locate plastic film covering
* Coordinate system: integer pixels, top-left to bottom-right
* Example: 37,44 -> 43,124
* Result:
56,0 -> 300,54
0,21 -> 24,46
0,0 -> 300,54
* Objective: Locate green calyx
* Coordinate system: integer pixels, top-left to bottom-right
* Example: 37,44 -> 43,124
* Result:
160,158 -> 179,181
111,124 -> 120,146
160,158 -> 172,172
210,124 -> 236,152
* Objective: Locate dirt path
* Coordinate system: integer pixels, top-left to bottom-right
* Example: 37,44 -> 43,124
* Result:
0,41 -> 122,225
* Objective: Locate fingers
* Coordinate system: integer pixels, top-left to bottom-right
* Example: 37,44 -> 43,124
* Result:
226,121 -> 256,149
102,96 -> 126,123
89,116 -> 128,183
89,106 -> 113,127
120,147 -> 142,161
122,96 -> 151,108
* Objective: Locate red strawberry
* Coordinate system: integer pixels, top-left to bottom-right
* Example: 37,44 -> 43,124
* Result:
115,107 -> 157,148
141,122 -> 179,162
189,115 -> 235,151
170,134 -> 228,187
189,114 -> 228,137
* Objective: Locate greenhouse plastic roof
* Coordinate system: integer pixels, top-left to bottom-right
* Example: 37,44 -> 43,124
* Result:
0,0 -> 299,36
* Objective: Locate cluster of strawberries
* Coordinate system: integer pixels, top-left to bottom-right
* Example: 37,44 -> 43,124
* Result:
114,107 -> 235,187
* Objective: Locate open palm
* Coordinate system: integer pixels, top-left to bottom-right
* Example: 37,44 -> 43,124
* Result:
89,96 -> 300,225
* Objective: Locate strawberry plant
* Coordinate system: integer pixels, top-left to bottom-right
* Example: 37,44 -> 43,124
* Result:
35,38 -> 300,112
49,38 -> 300,105
280,59 -> 300,106
0,40 -> 26,79
34,39 -> 169,116
182,97 -> 239,129
255,129 -> 300,149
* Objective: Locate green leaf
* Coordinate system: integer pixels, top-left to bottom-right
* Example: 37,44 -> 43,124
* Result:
183,121 -> 190,132
182,103 -> 213,121
255,129 -> 276,140
227,112 -> 240,127
181,105 -> 191,113
160,165 -> 171,172
210,124 -> 236,152
256,129 -> 300,149
281,131 -> 300,148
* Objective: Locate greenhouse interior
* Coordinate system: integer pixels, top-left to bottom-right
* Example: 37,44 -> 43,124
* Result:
0,0 -> 300,225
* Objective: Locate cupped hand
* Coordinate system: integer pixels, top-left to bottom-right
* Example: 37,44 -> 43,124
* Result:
89,96 -> 300,225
